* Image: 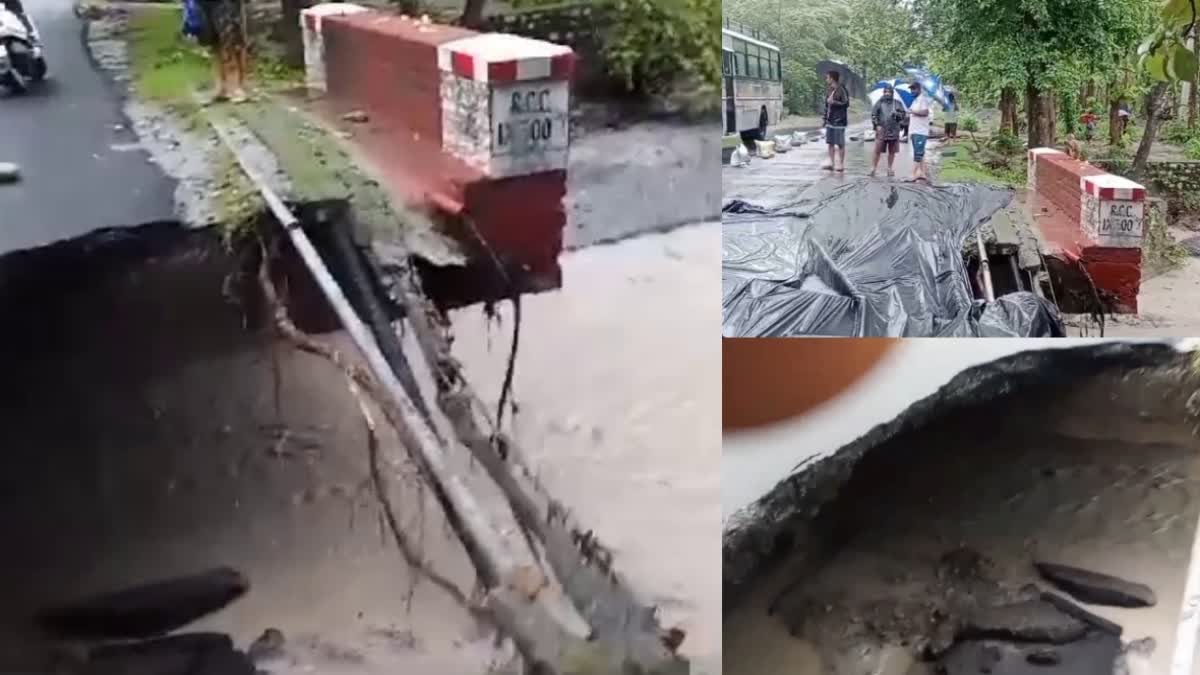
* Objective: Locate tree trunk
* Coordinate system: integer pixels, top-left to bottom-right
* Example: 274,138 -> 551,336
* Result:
1133,81 -> 1169,178
1190,32 -> 1199,129
1026,83 -> 1056,148
279,0 -> 312,69
461,0 -> 488,27
1000,87 -> 1019,135
1109,96 -> 1123,146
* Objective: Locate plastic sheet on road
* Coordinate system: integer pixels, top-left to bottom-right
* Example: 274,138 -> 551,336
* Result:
722,178 -> 1065,337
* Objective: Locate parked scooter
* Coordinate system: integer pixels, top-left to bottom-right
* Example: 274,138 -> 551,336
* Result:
0,4 -> 46,94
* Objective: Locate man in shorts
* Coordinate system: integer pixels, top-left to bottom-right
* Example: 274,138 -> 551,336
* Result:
907,81 -> 933,182
823,70 -> 850,173
868,84 -> 907,178
943,92 -> 959,139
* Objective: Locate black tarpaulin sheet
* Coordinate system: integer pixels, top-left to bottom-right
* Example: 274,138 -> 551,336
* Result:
722,178 -> 1065,337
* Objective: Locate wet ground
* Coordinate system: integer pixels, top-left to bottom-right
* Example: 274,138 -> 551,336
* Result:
1082,224 -> 1200,338
723,122 -> 937,204
724,361 -> 1200,675
566,121 -> 721,248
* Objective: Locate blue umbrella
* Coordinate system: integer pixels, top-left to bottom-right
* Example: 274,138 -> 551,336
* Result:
867,79 -> 915,109
903,67 -> 951,108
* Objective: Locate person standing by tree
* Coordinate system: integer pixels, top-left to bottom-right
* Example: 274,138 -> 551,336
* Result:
1081,109 -> 1099,142
943,91 -> 959,140
907,81 -> 932,182
197,0 -> 249,103
868,84 -> 906,178
823,70 -> 850,173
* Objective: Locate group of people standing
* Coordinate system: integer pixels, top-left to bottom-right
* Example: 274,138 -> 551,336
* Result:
822,70 -> 949,182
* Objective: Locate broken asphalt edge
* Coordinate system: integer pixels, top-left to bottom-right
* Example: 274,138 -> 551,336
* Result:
723,341 -> 1197,601
204,104 -> 691,675
725,340 -> 1200,673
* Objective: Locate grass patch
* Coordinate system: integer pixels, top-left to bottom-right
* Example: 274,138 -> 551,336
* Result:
228,98 -> 423,243
125,6 -> 302,106
125,7 -> 210,104
1142,201 -> 1190,275
937,140 -> 1025,187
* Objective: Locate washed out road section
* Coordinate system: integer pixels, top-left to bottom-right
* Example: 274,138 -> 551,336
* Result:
0,0 -> 175,254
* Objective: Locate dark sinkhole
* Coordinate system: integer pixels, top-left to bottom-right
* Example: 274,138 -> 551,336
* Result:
0,206 -> 481,671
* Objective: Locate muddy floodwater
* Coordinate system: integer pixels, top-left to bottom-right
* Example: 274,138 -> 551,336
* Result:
450,222 -> 723,673
724,351 -> 1200,675
0,220 -> 720,673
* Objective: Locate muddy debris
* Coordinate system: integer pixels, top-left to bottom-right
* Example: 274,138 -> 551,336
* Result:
247,627 -> 286,663
939,546 -> 995,583
1026,647 -> 1061,665
342,110 -> 370,123
1123,636 -> 1156,656
1038,592 -> 1123,637
961,600 -> 1088,644
940,631 -> 1121,675
1033,562 -> 1157,608
36,567 -> 248,641
72,631 -> 256,675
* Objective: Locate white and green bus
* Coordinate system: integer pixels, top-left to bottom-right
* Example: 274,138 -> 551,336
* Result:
722,19 -> 784,137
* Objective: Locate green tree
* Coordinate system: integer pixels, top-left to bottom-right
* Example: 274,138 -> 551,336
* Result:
1133,0 -> 1199,173
918,0 -> 1155,149
723,0 -> 917,115
844,0 -> 921,85
723,0 -> 846,112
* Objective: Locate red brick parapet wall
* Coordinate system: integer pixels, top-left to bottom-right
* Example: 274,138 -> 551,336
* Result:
300,4 -> 576,297
1026,148 -> 1146,313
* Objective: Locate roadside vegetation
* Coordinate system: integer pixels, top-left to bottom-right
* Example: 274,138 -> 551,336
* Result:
125,4 -> 301,108
722,0 -> 1198,170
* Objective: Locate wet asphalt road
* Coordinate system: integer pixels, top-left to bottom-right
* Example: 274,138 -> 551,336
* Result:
0,0 -> 174,255
724,122 -> 940,207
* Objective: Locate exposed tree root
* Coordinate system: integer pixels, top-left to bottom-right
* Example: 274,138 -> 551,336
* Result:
378,262 -> 690,671
254,238 -> 474,615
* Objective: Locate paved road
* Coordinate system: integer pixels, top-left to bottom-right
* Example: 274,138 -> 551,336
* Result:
0,0 -> 175,255
723,121 -> 945,208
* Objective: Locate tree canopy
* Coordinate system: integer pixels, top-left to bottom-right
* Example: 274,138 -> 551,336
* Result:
723,0 -> 1162,117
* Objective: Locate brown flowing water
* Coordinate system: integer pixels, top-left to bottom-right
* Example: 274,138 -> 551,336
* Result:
0,220 -> 721,673
450,221 -> 723,674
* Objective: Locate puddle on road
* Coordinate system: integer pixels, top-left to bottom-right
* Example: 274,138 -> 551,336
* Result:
724,358 -> 1200,675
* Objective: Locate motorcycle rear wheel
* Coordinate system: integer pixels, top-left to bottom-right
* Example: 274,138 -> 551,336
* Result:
1,68 -> 27,94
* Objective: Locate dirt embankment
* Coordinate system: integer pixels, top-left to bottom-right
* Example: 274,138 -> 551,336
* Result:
0,227 -> 504,673
724,345 -> 1200,675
